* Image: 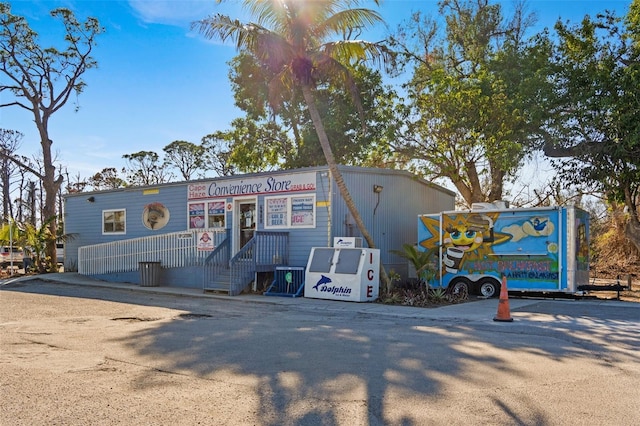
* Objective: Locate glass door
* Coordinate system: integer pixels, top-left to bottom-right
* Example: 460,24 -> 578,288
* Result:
237,200 -> 256,251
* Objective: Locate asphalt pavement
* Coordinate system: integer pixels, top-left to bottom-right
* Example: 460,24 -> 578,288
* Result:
2,272 -> 638,323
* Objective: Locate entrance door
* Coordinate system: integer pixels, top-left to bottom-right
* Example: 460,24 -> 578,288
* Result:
236,199 -> 256,253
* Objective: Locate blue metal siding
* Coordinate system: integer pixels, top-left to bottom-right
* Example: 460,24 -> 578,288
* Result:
64,184 -> 188,269
64,166 -> 455,284
253,171 -> 331,268
331,166 -> 455,278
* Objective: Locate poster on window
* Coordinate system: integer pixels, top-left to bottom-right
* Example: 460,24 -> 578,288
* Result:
189,203 -> 205,229
208,201 -> 225,227
266,197 -> 288,227
197,231 -> 215,251
291,196 -> 314,227
208,201 -> 225,215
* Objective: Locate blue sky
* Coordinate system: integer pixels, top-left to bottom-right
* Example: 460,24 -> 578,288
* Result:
2,0 -> 631,182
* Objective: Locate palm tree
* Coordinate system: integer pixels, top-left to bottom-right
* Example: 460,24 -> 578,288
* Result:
194,0 -> 393,288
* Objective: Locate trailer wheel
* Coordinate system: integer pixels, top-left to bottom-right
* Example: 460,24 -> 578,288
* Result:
449,279 -> 470,297
478,279 -> 500,298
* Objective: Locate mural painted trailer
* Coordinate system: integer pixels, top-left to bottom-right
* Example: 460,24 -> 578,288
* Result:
418,204 -> 590,298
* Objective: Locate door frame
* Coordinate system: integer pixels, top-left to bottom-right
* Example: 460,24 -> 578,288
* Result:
233,197 -> 257,254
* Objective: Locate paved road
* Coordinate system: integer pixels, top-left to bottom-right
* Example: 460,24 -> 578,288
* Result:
1,276 -> 639,425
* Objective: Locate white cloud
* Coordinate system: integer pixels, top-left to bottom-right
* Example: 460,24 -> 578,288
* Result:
127,0 -> 217,27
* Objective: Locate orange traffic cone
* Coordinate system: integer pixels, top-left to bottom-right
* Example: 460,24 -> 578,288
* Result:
493,276 -> 513,322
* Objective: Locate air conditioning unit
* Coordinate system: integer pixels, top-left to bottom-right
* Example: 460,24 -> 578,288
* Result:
471,203 -> 495,210
471,201 -> 510,210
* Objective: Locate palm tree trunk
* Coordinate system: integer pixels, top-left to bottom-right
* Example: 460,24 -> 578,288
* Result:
300,85 -> 390,291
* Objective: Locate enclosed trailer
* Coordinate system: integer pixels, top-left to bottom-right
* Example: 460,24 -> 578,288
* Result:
417,204 -> 590,297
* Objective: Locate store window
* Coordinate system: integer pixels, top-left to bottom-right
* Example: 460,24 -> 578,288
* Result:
207,201 -> 226,228
264,197 -> 288,228
188,202 -> 206,229
188,201 -> 226,229
265,194 -> 315,229
103,209 -> 126,234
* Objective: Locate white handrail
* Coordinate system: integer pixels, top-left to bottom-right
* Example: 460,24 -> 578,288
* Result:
78,229 -> 228,275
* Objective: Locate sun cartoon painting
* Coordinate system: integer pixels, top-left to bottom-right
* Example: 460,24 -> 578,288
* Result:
419,212 -> 512,274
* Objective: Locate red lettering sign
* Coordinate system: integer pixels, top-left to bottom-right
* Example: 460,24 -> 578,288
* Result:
367,285 -> 373,297
367,269 -> 374,280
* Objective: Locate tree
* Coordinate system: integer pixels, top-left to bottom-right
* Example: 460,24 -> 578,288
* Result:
389,0 -> 545,206
0,216 -> 58,273
214,118 -> 288,173
122,151 -> 173,186
0,3 -> 103,264
162,140 -> 206,181
201,132 -> 238,177
0,129 -> 22,222
294,63 -> 403,168
63,170 -> 89,194
224,53 -> 402,171
193,0 -> 393,287
538,3 -> 640,251
88,167 -> 127,191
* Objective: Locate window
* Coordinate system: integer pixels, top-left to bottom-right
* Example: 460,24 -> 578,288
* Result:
265,197 -> 288,228
207,201 -> 226,228
188,202 -> 206,229
187,201 -> 226,229
264,194 -> 315,229
103,209 -> 126,234
290,195 -> 315,228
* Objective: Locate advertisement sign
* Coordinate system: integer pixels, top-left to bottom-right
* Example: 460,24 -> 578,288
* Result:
266,197 -> 288,227
197,231 -> 215,251
291,196 -> 314,227
188,172 -> 316,200
189,203 -> 205,229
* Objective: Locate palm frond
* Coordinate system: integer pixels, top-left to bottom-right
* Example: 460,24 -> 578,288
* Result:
317,8 -> 384,40
320,39 -> 393,67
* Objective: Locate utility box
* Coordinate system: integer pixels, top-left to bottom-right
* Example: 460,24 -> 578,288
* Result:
264,266 -> 305,297
304,247 -> 379,302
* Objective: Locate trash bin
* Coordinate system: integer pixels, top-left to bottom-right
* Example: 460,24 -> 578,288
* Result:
139,261 -> 161,287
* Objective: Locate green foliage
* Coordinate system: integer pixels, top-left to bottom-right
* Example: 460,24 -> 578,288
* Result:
88,167 -> 127,191
390,244 -> 437,285
378,286 -> 467,307
0,219 -> 20,244
389,0 -> 545,205
1,2 -> 104,263
162,140 -> 205,181
429,287 -> 448,303
0,216 -> 59,273
223,54 -> 401,171
122,151 -> 173,186
200,132 -> 237,176
194,0 -> 394,292
538,4 -> 640,250
296,64 -> 403,168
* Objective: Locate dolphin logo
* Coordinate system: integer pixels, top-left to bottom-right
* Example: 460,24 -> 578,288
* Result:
313,274 -> 332,290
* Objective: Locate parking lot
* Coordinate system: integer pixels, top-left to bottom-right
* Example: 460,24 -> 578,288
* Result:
1,275 -> 639,425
